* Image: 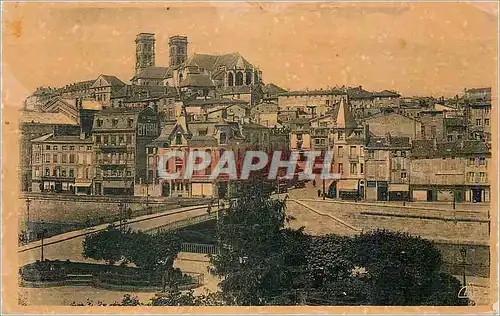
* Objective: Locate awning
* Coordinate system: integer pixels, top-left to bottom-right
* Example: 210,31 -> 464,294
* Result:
337,179 -> 359,191
102,181 -> 132,189
389,184 -> 409,192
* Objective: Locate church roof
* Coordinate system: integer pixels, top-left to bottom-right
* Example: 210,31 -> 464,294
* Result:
186,52 -> 256,71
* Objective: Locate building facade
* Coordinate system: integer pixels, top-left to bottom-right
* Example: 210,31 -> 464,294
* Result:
31,134 -> 94,194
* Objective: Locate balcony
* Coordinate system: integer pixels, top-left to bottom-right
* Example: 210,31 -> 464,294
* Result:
41,175 -> 75,181
98,144 -> 129,152
348,155 -> 359,162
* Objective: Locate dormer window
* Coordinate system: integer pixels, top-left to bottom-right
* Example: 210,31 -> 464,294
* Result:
96,119 -> 103,127
220,132 -> 227,145
175,132 -> 182,145
112,118 -> 118,127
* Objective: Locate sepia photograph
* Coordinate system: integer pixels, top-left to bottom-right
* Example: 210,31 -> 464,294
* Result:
1,1 -> 498,313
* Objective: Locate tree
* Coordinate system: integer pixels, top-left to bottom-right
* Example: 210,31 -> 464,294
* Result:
82,225 -> 124,265
350,229 -> 467,306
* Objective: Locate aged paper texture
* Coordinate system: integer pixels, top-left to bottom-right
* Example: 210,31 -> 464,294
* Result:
2,1 -> 498,314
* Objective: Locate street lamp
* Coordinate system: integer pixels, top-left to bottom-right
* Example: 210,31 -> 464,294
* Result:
25,198 -> 31,241
39,220 -> 48,262
459,247 -> 467,286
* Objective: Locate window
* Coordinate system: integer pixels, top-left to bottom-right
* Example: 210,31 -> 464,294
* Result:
62,146 -> 67,150
367,150 -> 375,159
315,139 -> 320,145
104,135 -> 109,144
338,163 -> 343,174
467,172 -> 475,182
53,154 -> 58,163
349,146 -> 357,158
35,167 -> 40,177
338,131 -> 344,140
479,157 -> 486,165
79,146 -> 84,151
401,172 -> 407,179
62,154 -> 67,163
337,146 -> 344,158
128,119 -> 134,127
53,146 -> 58,151
350,163 -> 357,175
175,133 -> 182,145
480,172 -> 487,182
127,171 -> 132,177
360,163 -> 364,174
112,118 -> 118,127
469,157 -> 476,166
61,169 -> 67,177
45,154 -> 50,163
326,100 -> 330,106
34,153 -> 40,164
95,135 -> 101,144
476,119 -> 481,126
45,168 -> 50,176
46,145 -> 51,150
485,119 -> 490,126
70,146 -> 75,150
87,145 -> 92,150
447,135 -> 453,141
69,169 -> 75,177
421,127 -> 426,139
69,154 -> 75,163
220,132 -> 227,144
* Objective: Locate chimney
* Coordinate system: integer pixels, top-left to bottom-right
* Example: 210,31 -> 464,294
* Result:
384,132 -> 391,144
364,124 -> 370,145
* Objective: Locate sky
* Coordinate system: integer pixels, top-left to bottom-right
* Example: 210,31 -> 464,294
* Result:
2,2 -> 498,107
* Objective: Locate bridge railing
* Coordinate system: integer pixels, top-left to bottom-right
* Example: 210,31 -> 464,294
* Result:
181,243 -> 220,255
145,209 -> 225,234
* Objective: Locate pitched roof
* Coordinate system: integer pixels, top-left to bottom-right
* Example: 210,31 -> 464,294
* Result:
263,83 -> 287,96
180,72 -> 215,88
99,75 -> 126,86
186,52 -> 255,71
280,89 -> 347,97
184,98 -> 248,107
134,67 -> 172,80
346,87 -> 373,99
372,90 -> 400,98
332,98 -> 356,129
412,140 -> 491,158
20,111 -> 78,125
31,133 -> 92,143
366,136 -> 411,149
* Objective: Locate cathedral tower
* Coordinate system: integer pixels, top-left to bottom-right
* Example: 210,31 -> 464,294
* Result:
169,35 -> 188,67
135,33 -> 156,75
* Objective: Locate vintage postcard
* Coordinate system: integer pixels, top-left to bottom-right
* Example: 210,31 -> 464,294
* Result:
2,1 -> 498,314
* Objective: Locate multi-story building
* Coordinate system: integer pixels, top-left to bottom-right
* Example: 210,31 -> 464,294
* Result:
91,74 -> 126,107
20,111 -> 80,192
364,133 -> 411,201
288,118 -> 312,153
91,107 -> 159,195
409,139 -> 491,202
327,99 -> 366,200
363,112 -> 422,140
30,133 -> 94,194
278,89 -> 346,117
147,113 -> 245,198
59,80 -> 95,100
418,110 -> 445,141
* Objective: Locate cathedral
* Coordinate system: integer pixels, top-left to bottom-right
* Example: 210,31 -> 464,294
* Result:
131,33 -> 263,94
